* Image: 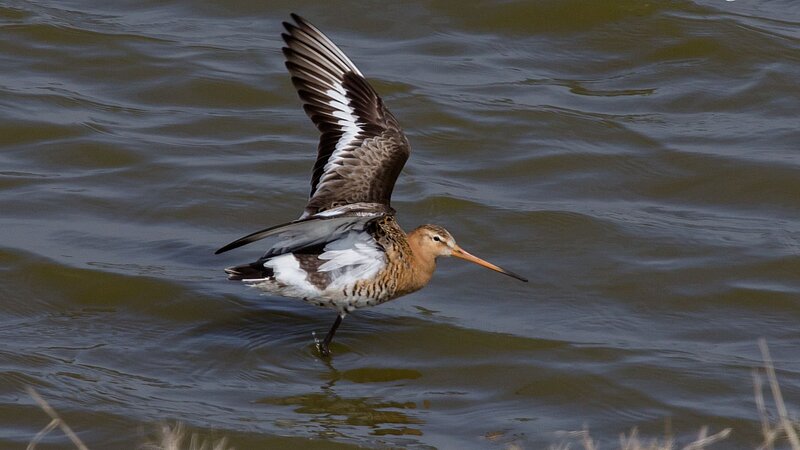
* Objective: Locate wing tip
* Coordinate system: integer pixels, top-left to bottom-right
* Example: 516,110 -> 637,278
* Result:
282,14 -> 303,45
214,244 -> 234,255
284,13 -> 311,38
215,235 -> 258,255
284,12 -> 303,26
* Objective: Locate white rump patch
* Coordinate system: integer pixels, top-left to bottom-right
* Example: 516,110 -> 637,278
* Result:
261,254 -> 320,298
318,231 -> 385,288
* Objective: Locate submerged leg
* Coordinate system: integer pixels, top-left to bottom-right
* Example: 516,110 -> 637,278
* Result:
317,313 -> 344,357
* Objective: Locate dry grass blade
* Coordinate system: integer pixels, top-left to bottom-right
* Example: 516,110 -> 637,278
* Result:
757,338 -> 800,450
619,427 -> 674,450
682,427 -> 731,450
583,427 -> 598,450
25,386 -> 88,450
754,368 -> 778,450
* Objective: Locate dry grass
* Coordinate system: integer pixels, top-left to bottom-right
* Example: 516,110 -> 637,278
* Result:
139,423 -> 233,450
26,339 -> 798,450
25,386 -> 88,450
24,392 -> 234,450
754,338 -> 800,450
551,338 -> 799,450
550,426 -> 731,450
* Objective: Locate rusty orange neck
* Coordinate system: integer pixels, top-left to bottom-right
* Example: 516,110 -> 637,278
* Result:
404,227 -> 438,292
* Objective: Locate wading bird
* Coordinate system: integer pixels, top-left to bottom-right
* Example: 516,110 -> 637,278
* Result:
216,14 -> 527,356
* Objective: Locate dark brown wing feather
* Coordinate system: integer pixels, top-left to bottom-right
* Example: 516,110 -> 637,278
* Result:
282,14 -> 410,217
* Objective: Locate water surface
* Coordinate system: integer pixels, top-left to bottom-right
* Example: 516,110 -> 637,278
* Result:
1,0 -> 799,448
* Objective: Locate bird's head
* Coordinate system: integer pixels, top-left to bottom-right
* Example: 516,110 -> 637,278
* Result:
410,224 -> 527,282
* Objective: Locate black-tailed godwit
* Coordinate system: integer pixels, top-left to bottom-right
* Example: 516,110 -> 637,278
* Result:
216,14 -> 527,356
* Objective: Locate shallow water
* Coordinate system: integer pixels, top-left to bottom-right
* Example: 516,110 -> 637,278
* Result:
1,1 -> 799,448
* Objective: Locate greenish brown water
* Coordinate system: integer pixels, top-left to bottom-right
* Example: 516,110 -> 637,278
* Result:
2,1 -> 799,448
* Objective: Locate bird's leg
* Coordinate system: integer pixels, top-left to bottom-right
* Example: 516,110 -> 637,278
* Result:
317,313 -> 344,357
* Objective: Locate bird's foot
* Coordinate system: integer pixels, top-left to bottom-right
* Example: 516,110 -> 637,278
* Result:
312,331 -> 331,357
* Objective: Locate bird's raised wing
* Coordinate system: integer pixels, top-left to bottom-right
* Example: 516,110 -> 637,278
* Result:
282,14 -> 410,218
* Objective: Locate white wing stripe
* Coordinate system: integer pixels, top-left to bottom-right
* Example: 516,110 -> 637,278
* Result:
311,204 -> 387,218
323,85 -> 362,175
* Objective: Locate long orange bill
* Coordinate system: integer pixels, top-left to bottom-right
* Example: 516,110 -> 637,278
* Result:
452,246 -> 528,283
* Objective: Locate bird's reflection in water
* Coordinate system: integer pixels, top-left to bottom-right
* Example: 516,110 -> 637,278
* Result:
256,363 -> 426,439
191,304 -> 429,439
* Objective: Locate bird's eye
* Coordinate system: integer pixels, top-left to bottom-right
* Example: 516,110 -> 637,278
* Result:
433,236 -> 441,242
